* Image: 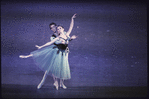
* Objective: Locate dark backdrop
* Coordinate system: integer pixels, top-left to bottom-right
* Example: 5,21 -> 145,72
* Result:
1,0 -> 147,87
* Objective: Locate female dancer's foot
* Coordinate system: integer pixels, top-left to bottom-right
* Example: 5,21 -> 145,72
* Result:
60,83 -> 67,89
37,71 -> 48,89
19,54 -> 33,58
53,81 -> 59,90
19,55 -> 28,58
37,81 -> 44,89
60,80 -> 67,89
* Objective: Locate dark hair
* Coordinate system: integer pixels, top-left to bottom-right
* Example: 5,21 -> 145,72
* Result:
57,25 -> 64,29
49,22 -> 57,29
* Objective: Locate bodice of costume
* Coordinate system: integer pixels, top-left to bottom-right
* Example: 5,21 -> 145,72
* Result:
51,32 -> 70,46
50,31 -> 70,45
56,36 -> 70,50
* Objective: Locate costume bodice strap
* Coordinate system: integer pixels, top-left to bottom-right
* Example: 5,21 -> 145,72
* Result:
52,34 -> 56,38
59,37 -> 67,41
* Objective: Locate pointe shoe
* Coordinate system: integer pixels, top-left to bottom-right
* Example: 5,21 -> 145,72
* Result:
19,55 -> 27,58
53,81 -> 59,90
60,83 -> 67,89
37,81 -> 44,89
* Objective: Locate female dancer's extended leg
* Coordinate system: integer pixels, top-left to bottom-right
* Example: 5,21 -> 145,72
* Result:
19,54 -> 33,58
52,74 -> 56,83
37,70 -> 48,89
19,54 -> 58,90
53,78 -> 59,90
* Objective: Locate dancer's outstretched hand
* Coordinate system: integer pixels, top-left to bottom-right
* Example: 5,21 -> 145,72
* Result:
70,35 -> 77,40
72,13 -> 77,19
35,45 -> 42,49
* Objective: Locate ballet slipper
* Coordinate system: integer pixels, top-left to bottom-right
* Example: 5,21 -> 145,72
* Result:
19,54 -> 33,58
37,71 -> 48,89
37,81 -> 44,89
37,78 -> 46,89
19,55 -> 27,58
60,83 -> 67,89
60,81 -> 67,89
54,81 -> 59,90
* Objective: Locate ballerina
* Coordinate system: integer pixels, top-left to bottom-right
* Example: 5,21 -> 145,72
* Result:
48,22 -> 76,86
19,14 -> 77,90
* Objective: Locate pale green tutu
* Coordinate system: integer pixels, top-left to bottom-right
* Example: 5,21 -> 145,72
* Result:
30,44 -> 71,80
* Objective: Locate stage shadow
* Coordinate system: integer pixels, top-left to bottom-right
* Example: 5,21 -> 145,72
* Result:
2,84 -> 148,98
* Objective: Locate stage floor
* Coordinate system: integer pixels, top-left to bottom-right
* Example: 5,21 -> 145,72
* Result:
2,84 -> 147,98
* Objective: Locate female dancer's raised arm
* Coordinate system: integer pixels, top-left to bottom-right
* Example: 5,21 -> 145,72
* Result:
66,13 -> 77,37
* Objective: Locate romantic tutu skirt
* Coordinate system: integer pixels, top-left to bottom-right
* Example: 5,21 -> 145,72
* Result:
30,44 -> 71,80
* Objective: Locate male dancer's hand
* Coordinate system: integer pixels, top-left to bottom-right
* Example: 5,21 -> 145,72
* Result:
70,35 -> 77,40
